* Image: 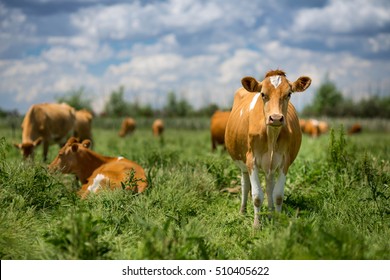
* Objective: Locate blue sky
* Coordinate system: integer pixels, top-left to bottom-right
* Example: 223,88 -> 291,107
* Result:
1,0 -> 389,114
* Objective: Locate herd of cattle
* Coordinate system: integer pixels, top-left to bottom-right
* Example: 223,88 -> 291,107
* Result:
12,69 -> 363,228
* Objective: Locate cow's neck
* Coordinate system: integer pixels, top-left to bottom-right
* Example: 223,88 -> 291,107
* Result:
74,151 -> 113,183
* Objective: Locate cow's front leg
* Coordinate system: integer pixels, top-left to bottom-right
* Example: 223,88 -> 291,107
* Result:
266,173 -> 275,217
273,171 -> 286,212
249,165 -> 264,228
43,141 -> 49,162
240,171 -> 251,214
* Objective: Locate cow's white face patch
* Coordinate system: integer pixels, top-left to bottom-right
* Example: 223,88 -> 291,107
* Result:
249,93 -> 260,111
87,173 -> 106,193
117,156 -> 124,161
270,75 -> 282,88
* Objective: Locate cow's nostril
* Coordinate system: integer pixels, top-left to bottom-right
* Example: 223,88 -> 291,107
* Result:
269,114 -> 284,125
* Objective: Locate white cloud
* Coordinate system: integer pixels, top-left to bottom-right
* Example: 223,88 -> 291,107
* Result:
293,0 -> 390,34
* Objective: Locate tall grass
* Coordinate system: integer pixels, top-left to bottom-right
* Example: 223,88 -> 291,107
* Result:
0,122 -> 389,260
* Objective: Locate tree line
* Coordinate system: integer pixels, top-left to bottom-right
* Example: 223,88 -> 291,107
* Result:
1,79 -> 389,118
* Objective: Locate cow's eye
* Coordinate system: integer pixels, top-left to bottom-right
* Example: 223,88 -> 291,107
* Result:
261,92 -> 268,101
286,92 -> 292,99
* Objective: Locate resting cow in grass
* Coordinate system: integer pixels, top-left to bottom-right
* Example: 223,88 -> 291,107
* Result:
14,103 -> 76,161
49,137 -> 148,198
225,69 -> 311,228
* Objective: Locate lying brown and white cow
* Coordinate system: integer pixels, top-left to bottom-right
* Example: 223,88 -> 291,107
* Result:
14,103 -> 76,161
118,117 -> 136,137
74,109 -> 93,143
49,137 -> 148,198
210,110 -> 230,151
152,119 -> 164,137
225,69 -> 311,227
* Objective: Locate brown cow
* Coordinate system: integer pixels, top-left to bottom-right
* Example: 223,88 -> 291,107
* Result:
210,110 -> 230,151
14,103 -> 76,161
348,123 -> 362,135
74,109 -> 93,143
119,117 -> 136,137
225,69 -> 311,227
300,119 -> 329,137
152,119 -> 164,136
49,137 -> 148,198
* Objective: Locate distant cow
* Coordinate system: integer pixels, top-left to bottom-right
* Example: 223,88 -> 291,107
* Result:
152,119 -> 164,136
210,110 -> 230,151
49,137 -> 148,198
225,69 -> 311,227
348,123 -> 362,135
300,119 -> 329,137
14,103 -> 76,161
119,117 -> 136,137
74,109 -> 93,143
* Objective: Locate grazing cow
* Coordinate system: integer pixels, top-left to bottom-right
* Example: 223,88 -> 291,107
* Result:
300,119 -> 329,138
119,117 -> 136,137
49,137 -> 148,198
152,119 -> 164,136
210,110 -> 230,151
14,103 -> 76,161
348,123 -> 362,135
301,119 -> 320,137
74,109 -> 93,143
318,120 -> 329,135
225,69 -> 311,227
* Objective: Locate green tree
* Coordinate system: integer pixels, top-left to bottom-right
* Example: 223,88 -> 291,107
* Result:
302,76 -> 344,117
56,87 -> 93,112
163,91 -> 193,117
104,86 -> 129,117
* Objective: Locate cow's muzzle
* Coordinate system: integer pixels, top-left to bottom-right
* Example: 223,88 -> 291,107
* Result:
268,114 -> 284,126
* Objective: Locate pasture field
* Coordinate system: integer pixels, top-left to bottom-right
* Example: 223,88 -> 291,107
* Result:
0,120 -> 389,260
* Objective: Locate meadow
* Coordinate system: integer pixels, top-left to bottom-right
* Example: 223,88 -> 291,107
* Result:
0,118 -> 389,260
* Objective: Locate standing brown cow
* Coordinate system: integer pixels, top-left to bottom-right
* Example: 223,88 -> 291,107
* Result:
225,69 -> 311,227
74,109 -> 93,143
152,119 -> 164,137
14,103 -> 76,161
210,110 -> 230,151
118,117 -> 136,137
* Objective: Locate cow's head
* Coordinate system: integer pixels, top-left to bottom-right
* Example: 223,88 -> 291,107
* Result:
48,137 -> 91,173
242,70 -> 311,127
14,137 -> 43,159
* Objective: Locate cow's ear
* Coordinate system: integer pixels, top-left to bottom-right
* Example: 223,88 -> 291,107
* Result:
33,137 -> 43,147
292,76 -> 311,92
81,139 -> 91,148
14,143 -> 22,149
71,143 -> 79,152
242,77 -> 262,92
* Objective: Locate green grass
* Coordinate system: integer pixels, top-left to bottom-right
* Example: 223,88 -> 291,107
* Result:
0,122 -> 389,260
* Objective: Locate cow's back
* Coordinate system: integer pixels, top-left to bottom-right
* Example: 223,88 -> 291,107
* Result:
22,103 -> 75,142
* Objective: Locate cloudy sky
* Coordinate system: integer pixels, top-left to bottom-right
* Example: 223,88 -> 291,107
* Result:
1,0 -> 389,114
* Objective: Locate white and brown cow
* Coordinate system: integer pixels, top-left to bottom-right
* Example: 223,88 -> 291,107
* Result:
225,69 -> 311,227
49,137 -> 148,198
14,103 -> 76,161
